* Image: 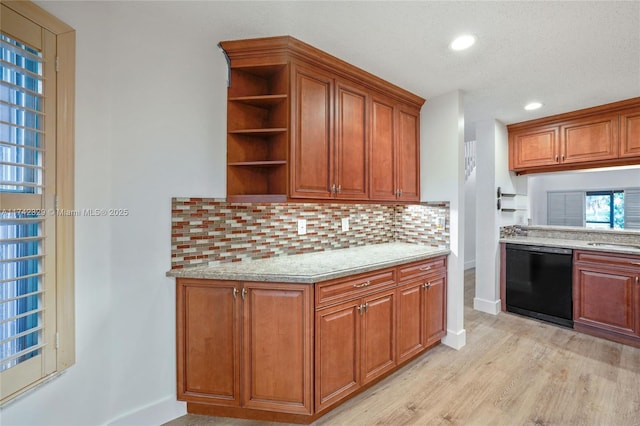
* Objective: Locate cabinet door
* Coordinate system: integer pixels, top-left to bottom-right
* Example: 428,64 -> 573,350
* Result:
574,266 -> 638,337
242,282 -> 313,414
425,273 -> 447,346
620,108 -> 640,158
176,280 -> 240,406
290,63 -> 333,199
315,300 -> 361,412
510,127 -> 559,170
396,279 -> 426,363
370,95 -> 397,201
335,80 -> 368,200
396,106 -> 420,202
560,115 -> 618,164
361,289 -> 396,384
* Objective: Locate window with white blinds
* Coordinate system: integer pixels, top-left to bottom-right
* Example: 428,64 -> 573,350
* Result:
624,188 -> 640,230
1,33 -> 47,375
1,1 -> 75,405
547,191 -> 585,227
547,189 -> 640,230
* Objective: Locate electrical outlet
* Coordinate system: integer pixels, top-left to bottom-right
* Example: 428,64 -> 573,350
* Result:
341,217 -> 349,232
297,219 -> 307,235
436,216 -> 445,230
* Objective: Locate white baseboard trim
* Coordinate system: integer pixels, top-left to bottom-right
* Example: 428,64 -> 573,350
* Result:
464,259 -> 476,270
442,328 -> 466,350
106,395 -> 186,426
473,297 -> 501,315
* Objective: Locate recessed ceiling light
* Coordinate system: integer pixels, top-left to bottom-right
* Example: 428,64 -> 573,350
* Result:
450,34 -> 476,51
524,102 -> 543,111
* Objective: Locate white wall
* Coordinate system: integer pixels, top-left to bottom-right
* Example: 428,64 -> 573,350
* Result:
422,91 -> 466,350
473,120 -> 524,315
3,2 -> 226,424
528,167 -> 640,225
464,168 -> 476,269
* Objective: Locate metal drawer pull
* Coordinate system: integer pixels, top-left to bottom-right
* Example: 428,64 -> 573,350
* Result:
241,288 -> 247,300
419,265 -> 432,271
353,280 -> 370,288
630,262 -> 640,266
357,304 -> 364,314
636,276 -> 639,285
423,282 -> 432,290
364,302 -> 369,313
233,288 -> 238,299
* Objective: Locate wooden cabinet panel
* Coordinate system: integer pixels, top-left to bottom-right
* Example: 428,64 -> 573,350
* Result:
177,280 -> 240,406
397,256 -> 447,361
316,268 -> 396,308
290,64 -> 333,199
315,300 -> 361,411
508,98 -> 640,174
243,283 -> 313,414
398,257 -> 447,281
370,96 -> 397,201
573,251 -> 640,344
222,36 -> 424,202
177,255 -> 448,421
560,115 -> 618,164
425,274 -> 447,345
396,279 -> 425,363
177,279 -> 312,415
574,268 -> 637,336
397,107 -> 420,202
510,127 -> 559,170
335,80 -> 368,199
620,108 -> 640,158
361,289 -> 396,384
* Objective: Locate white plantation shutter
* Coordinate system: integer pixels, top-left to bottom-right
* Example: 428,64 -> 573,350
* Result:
1,1 -> 75,405
547,191 -> 585,227
624,189 -> 640,230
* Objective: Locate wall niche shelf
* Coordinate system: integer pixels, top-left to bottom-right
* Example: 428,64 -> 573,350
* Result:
496,186 -> 527,212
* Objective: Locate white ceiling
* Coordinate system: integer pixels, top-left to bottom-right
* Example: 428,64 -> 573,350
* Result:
129,1 -> 640,129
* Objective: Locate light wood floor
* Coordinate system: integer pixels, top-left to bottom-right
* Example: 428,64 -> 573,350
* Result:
165,269 -> 640,426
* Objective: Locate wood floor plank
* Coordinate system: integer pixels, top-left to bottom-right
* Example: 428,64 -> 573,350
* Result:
165,269 -> 640,426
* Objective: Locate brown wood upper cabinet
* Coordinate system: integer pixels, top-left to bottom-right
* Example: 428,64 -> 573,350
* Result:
220,36 -> 425,202
620,107 -> 640,158
290,65 -> 369,200
508,97 -> 640,174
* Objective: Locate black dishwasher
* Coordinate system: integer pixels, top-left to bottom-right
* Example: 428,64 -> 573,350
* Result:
505,244 -> 573,328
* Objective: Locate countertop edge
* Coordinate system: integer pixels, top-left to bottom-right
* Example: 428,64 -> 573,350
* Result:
166,246 -> 450,283
499,237 -> 640,256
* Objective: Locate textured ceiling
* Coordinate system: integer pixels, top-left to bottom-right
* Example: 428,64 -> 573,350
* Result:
203,1 -> 640,127
64,1 -> 640,129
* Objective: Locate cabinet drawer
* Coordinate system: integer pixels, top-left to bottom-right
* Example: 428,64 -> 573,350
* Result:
397,256 -> 447,282
316,269 -> 396,307
574,250 -> 640,270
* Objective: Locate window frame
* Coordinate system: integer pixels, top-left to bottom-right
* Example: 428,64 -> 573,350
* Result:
1,0 -> 75,405
585,190 -> 624,229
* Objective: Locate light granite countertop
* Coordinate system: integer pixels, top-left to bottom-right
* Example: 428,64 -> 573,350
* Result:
167,243 -> 450,283
500,236 -> 640,256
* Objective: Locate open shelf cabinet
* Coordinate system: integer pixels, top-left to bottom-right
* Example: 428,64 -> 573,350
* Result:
226,64 -> 289,202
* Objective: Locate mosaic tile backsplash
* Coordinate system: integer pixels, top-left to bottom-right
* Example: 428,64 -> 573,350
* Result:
171,198 -> 450,269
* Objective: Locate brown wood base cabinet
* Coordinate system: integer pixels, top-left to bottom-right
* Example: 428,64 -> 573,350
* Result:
176,279 -> 314,415
176,255 -> 448,423
573,251 -> 640,347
